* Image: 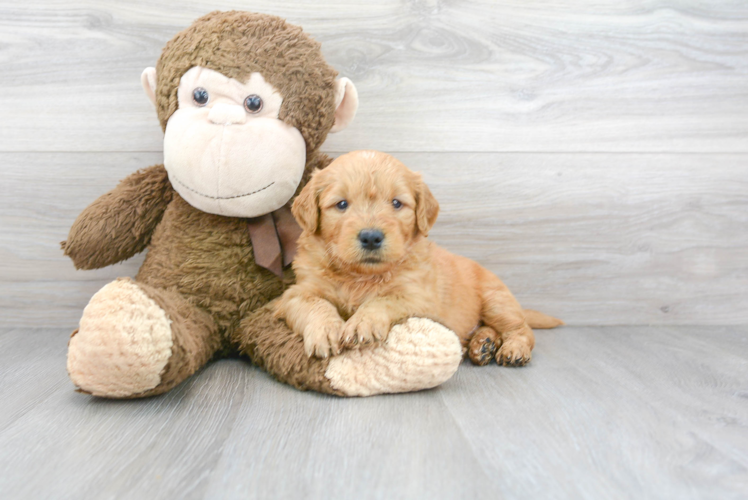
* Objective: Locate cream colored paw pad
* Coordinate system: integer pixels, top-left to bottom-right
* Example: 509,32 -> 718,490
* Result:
325,317 -> 462,397
67,279 -> 173,398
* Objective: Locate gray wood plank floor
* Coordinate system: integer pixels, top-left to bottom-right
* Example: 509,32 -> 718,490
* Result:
0,326 -> 746,500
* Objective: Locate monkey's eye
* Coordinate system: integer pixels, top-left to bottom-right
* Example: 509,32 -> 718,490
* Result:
392,199 -> 403,210
192,88 -> 209,106
244,94 -> 263,113
336,200 -> 349,211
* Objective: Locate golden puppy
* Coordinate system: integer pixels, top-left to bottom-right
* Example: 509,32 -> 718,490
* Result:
276,150 -> 562,365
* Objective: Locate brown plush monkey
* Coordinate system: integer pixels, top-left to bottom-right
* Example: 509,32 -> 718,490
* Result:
63,11 -> 463,398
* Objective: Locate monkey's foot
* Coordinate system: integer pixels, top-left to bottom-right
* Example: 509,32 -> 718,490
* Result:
324,318 -> 462,396
67,278 -> 174,398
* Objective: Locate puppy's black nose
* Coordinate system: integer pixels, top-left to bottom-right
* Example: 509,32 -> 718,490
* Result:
358,229 -> 384,251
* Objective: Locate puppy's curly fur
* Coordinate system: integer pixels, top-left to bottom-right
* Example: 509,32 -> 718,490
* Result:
276,151 -> 561,365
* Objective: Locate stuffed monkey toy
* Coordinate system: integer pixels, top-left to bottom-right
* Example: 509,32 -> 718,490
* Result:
62,11 -> 463,398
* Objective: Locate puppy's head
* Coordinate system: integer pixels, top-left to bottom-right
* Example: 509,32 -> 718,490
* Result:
292,150 -> 439,273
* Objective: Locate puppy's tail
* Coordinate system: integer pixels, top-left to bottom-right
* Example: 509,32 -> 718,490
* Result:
524,309 -> 564,329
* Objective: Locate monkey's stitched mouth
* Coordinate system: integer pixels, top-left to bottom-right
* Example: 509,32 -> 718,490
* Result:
171,175 -> 275,200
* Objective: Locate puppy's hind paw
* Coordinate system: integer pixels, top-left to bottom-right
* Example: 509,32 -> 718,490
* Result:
496,338 -> 532,367
468,326 -> 500,366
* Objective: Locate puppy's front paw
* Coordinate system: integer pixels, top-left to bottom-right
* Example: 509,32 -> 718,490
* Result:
303,319 -> 345,359
496,337 -> 532,367
342,311 -> 391,349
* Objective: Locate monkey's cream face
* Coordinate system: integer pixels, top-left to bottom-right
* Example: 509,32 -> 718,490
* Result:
163,66 -> 307,217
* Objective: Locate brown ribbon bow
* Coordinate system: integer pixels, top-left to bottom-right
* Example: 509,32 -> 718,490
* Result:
246,205 -> 302,278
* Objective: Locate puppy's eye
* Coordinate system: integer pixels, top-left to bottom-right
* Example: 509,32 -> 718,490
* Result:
244,94 -> 263,113
193,88 -> 209,106
392,199 -> 403,210
336,200 -> 349,211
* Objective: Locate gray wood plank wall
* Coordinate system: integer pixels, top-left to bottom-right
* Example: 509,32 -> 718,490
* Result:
1,0 -> 747,327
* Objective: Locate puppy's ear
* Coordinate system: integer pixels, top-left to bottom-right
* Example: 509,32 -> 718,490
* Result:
292,171 -> 321,233
415,175 -> 439,236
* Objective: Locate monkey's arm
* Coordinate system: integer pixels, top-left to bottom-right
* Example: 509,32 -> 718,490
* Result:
62,164 -> 174,270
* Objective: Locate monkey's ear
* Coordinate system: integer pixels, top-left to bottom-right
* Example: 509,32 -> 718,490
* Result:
330,77 -> 358,133
141,67 -> 158,107
415,175 -> 440,236
292,171 -> 322,233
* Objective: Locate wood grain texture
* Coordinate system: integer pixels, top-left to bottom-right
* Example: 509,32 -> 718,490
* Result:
2,151 -> 745,328
0,0 -> 746,153
0,326 -> 745,499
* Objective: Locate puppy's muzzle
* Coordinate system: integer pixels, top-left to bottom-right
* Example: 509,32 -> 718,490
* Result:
358,229 -> 384,251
